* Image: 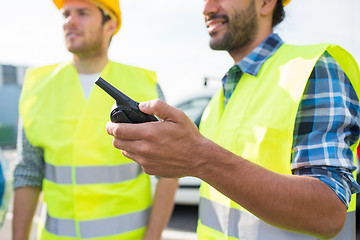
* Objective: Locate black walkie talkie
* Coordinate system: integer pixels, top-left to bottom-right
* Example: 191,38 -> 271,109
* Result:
95,77 -> 159,123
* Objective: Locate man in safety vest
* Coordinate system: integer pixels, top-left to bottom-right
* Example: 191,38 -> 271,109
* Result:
12,0 -> 178,239
107,0 -> 360,239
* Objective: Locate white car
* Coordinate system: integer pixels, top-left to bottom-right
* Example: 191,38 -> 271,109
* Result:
172,89 -> 215,205
150,89 -> 216,205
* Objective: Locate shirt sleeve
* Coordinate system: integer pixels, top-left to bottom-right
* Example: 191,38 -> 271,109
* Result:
13,122 -> 44,190
291,51 -> 360,208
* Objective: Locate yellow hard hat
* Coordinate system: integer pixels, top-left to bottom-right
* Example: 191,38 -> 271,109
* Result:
52,0 -> 121,35
283,0 -> 291,6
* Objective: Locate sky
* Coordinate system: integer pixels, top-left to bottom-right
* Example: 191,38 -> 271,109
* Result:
0,0 -> 359,104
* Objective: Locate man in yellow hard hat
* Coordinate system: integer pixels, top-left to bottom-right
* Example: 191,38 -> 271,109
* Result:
12,0 -> 178,239
106,0 -> 360,239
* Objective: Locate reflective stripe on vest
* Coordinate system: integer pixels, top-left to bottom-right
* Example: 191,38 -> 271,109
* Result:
45,162 -> 142,184
45,207 -> 151,238
199,197 -> 355,240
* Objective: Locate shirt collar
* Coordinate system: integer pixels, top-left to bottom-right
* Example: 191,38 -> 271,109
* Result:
236,33 -> 284,76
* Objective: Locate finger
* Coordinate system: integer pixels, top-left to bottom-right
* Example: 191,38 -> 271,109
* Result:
111,128 -> 155,157
121,148 -> 150,174
139,99 -> 185,123
121,149 -> 156,176
121,149 -> 137,162
106,121 -> 144,140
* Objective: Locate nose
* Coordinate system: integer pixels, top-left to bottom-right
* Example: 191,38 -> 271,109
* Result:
203,0 -> 218,17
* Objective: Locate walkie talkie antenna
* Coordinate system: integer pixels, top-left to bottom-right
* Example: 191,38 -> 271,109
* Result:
95,77 -> 159,123
95,77 -> 130,103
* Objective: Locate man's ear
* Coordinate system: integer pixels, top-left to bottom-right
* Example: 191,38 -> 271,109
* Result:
258,0 -> 277,16
105,19 -> 118,36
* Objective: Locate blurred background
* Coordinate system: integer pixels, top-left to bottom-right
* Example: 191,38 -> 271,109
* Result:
0,0 -> 359,239
0,0 -> 359,104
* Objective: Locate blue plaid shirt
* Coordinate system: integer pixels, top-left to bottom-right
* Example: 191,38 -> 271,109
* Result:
222,33 -> 360,208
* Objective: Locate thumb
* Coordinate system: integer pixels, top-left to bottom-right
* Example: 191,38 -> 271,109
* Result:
139,99 -> 182,122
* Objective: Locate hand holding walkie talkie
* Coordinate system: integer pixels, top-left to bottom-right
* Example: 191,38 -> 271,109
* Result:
95,77 -> 159,123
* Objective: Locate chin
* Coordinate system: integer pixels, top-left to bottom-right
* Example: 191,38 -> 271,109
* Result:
209,33 -> 227,50
209,40 -> 226,51
66,44 -> 83,54
65,39 -> 82,51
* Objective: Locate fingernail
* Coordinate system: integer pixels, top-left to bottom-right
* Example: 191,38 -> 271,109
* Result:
139,102 -> 148,110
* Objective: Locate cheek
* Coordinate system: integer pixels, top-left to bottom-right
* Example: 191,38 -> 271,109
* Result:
88,22 -> 104,34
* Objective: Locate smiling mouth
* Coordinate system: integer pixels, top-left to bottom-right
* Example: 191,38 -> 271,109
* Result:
206,14 -> 228,35
207,19 -> 227,36
65,31 -> 81,39
67,33 -> 77,37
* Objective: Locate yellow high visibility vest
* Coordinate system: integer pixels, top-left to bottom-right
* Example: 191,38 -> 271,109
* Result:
19,61 -> 158,240
197,44 -> 360,240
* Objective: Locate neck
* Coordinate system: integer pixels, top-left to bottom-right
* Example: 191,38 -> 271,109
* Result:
229,29 -> 273,64
72,51 -> 109,74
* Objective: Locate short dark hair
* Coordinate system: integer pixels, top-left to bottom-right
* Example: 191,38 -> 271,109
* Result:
98,7 -> 112,25
98,7 -> 114,44
272,0 -> 285,27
